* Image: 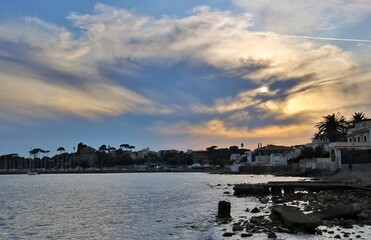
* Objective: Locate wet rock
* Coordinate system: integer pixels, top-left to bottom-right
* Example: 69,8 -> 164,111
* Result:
334,234 -> 341,238
244,222 -> 255,230
241,233 -> 253,237
251,207 -> 261,213
223,232 -> 235,237
267,232 -> 277,238
223,191 -> 230,194
245,207 -> 249,212
232,225 -> 244,231
271,206 -> 321,233
259,197 -> 270,204
217,201 -> 231,218
271,196 -> 285,204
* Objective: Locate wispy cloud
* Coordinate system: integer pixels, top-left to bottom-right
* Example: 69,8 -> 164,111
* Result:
1,3 -> 370,147
155,118 -> 315,149
233,0 -> 371,34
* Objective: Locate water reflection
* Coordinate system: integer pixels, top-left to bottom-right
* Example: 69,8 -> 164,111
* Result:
2,173 -> 367,239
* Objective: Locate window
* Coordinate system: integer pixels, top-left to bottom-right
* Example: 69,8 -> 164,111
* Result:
358,137 -> 361,142
349,138 -> 352,142
365,136 -> 367,142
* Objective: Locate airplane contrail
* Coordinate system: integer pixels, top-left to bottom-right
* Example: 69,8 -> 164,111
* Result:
254,32 -> 371,43
282,35 -> 371,43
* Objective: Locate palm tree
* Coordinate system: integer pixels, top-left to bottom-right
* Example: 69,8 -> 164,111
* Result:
99,145 -> 108,152
350,112 -> 367,126
57,147 -> 65,153
311,132 -> 325,142
120,144 -> 130,151
315,113 -> 349,142
206,145 -> 218,151
56,147 -> 65,170
29,148 -> 41,170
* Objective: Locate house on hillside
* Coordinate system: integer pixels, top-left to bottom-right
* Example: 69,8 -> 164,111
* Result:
191,151 -> 208,164
230,150 -> 253,172
78,146 -> 97,168
329,119 -> 371,167
254,145 -> 293,166
135,147 -> 156,160
306,137 -> 330,152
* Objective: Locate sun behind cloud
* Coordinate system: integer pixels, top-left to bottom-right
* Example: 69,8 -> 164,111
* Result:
260,86 -> 269,94
0,2 -> 371,155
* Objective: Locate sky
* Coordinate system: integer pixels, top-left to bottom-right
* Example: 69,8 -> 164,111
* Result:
1,0 -> 371,157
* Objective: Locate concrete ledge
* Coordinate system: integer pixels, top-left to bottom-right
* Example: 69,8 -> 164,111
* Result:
271,206 -> 321,233
309,203 -> 362,220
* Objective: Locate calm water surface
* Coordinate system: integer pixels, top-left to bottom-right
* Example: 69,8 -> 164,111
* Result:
1,173 -> 370,239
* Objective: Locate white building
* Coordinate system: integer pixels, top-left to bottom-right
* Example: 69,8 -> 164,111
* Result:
329,119 -> 371,168
230,151 -> 253,172
131,147 -> 157,160
347,120 -> 371,143
254,145 -> 293,166
306,138 -> 330,152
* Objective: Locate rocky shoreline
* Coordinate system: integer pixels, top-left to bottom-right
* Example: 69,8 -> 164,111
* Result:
215,165 -> 371,239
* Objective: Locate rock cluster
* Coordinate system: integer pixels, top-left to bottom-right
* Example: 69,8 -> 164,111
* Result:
216,186 -> 371,238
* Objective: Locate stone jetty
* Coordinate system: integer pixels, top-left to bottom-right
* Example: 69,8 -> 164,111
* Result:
234,181 -> 371,196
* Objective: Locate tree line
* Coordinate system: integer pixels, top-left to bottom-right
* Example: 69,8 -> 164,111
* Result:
0,142 -> 248,171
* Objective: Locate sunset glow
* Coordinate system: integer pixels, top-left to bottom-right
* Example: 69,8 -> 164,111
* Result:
0,1 -> 370,156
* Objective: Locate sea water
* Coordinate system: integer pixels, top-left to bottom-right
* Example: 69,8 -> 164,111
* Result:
0,173 -> 370,239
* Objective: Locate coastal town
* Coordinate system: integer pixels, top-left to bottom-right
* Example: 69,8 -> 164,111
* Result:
2,112 -> 371,239
1,112 -> 371,176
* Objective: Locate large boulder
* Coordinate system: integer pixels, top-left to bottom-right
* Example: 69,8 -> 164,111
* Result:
271,206 -> 321,233
217,201 -> 231,218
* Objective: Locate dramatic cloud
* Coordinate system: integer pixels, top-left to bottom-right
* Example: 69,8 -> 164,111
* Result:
1,3 -> 370,152
0,17 -> 160,121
